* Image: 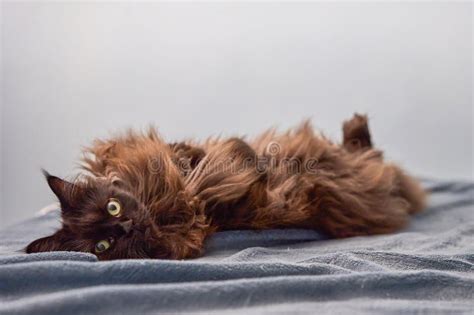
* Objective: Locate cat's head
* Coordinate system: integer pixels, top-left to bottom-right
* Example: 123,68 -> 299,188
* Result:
25,171 -> 208,260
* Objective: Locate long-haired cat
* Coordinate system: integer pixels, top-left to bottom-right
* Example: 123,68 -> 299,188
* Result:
26,114 -> 426,260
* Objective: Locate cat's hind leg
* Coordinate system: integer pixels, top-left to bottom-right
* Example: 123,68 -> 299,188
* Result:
343,114 -> 373,152
342,114 -> 425,214
311,162 -> 411,238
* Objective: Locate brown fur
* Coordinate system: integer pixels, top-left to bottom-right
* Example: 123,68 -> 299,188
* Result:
26,114 -> 426,260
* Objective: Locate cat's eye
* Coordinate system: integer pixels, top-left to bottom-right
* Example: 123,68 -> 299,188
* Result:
94,239 -> 111,254
106,198 -> 122,217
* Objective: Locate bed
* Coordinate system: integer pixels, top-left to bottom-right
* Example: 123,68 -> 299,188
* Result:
0,179 -> 473,314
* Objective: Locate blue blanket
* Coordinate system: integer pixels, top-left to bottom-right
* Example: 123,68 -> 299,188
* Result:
1,179 -> 473,314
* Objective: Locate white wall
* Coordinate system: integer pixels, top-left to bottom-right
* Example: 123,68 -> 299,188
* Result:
1,2 -> 472,227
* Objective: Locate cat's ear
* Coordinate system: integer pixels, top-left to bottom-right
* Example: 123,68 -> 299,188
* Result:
43,170 -> 82,209
25,230 -> 69,253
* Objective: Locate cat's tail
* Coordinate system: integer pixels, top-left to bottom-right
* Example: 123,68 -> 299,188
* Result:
391,165 -> 427,215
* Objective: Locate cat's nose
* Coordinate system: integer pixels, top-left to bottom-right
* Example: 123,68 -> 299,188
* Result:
119,219 -> 133,234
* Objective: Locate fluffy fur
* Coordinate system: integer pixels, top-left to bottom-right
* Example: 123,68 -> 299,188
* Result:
26,114 -> 426,260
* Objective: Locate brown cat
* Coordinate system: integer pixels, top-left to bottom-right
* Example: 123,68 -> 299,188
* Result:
26,114 -> 426,260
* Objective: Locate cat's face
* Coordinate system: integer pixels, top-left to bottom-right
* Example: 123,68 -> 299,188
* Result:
26,172 -> 207,260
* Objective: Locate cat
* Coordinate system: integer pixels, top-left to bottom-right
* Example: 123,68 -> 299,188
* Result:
26,114 -> 426,260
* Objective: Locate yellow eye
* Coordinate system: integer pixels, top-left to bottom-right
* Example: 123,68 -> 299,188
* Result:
94,239 -> 111,254
107,198 -> 122,217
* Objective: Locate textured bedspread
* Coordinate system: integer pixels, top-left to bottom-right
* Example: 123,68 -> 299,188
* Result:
0,179 -> 473,314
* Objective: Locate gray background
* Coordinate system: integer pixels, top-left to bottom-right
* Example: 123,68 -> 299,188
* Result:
1,2 -> 472,228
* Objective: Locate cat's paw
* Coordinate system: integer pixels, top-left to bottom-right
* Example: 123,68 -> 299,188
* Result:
342,113 -> 372,152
